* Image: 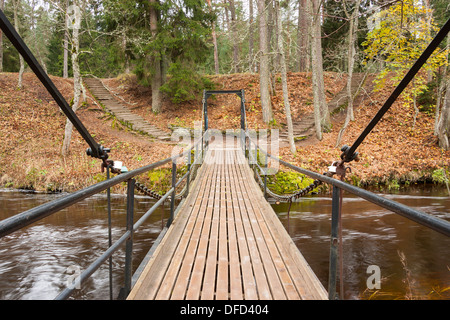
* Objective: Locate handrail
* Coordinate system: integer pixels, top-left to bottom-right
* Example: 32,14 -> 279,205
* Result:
244,131 -> 450,299
0,130 -> 208,299
245,132 -> 450,237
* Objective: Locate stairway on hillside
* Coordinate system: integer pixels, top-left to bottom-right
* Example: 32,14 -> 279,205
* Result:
84,78 -> 171,141
279,73 -> 371,146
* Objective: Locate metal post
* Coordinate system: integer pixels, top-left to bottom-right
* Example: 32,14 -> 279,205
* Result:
328,185 -> 340,300
240,90 -> 246,130
168,160 -> 177,227
264,153 -> 268,199
186,151 -> 191,195
106,165 -> 113,300
124,178 -> 135,298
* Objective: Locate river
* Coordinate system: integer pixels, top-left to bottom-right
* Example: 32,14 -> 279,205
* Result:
0,186 -> 449,300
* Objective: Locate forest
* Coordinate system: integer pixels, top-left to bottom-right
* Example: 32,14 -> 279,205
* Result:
0,0 -> 450,192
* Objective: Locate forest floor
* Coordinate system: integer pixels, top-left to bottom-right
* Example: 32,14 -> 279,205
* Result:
1,71 -> 449,193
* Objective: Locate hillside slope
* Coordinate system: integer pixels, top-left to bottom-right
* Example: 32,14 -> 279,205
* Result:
0,71 -> 449,192
105,72 -> 450,188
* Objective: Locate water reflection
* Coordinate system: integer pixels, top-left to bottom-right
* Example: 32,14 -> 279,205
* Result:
0,190 -> 169,300
0,187 -> 449,300
272,186 -> 450,300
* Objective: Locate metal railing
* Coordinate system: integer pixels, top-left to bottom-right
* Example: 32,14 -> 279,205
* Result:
242,131 -> 450,300
0,132 -> 208,300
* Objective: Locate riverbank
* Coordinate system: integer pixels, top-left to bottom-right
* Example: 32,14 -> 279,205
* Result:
0,72 -> 449,194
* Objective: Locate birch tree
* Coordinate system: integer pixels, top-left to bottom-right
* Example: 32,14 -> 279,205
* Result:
13,0 -> 24,89
63,0 -> 69,79
149,0 -> 162,113
437,35 -> 450,150
275,0 -> 295,153
206,0 -> 219,74
257,0 -> 273,123
0,0 -> 4,73
336,0 -> 361,147
62,0 -> 82,156
297,0 -> 309,72
437,73 -> 450,150
310,0 -> 329,140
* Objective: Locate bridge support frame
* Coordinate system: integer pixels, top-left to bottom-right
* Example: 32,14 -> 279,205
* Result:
202,90 -> 247,132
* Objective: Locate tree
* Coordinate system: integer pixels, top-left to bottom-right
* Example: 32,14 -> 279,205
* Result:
248,0 -> 255,72
310,0 -> 329,140
336,0 -> 361,147
13,0 -> 24,89
206,0 -> 219,74
62,0 -> 83,156
63,0 -> 69,78
257,0 -> 273,123
436,32 -> 450,149
0,0 -> 4,73
297,0 -> 309,72
363,0 -> 448,128
149,0 -> 162,113
275,0 -> 295,153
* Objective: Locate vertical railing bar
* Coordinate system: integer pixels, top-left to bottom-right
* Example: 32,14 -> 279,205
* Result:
187,150 -> 191,195
328,185 -> 340,300
339,188 -> 344,299
167,160 -> 177,227
106,165 -> 113,300
264,152 -> 268,199
123,178 -> 135,298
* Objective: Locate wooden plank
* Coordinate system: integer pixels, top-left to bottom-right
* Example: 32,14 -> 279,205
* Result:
213,152 -> 229,300
156,152 -> 218,299
227,150 -> 260,299
183,150 -> 221,299
224,149 -> 243,300
127,156 -> 214,300
200,149 -> 223,299
233,151 -> 287,300
235,154 -> 300,300
128,141 -> 328,300
239,159 -> 328,300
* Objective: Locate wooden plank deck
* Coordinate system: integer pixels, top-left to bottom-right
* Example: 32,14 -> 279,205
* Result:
127,141 -> 328,300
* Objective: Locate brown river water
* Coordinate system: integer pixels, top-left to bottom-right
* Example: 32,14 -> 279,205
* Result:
0,186 -> 448,300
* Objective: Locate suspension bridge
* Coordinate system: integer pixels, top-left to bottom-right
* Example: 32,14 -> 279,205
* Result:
0,10 -> 449,300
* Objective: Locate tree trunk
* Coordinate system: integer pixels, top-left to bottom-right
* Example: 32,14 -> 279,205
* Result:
336,0 -> 361,147
63,0 -> 69,78
13,0 -> 24,89
435,34 -> 449,136
206,0 -> 219,74
0,0 -> 4,73
297,0 -> 309,72
275,0 -> 295,154
437,36 -> 450,150
150,0 -> 162,113
310,0 -> 328,139
257,0 -> 273,123
249,0 -> 255,72
229,0 -> 239,73
62,0 -> 82,156
437,75 -> 450,150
